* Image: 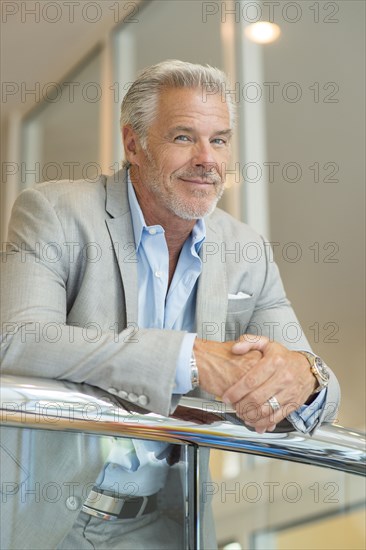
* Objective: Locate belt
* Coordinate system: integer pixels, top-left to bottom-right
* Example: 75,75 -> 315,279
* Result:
82,487 -> 158,521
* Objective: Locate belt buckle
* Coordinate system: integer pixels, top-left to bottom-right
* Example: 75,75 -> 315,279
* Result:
81,504 -> 116,521
82,490 -> 149,521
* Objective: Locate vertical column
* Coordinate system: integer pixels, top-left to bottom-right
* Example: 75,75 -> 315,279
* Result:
111,26 -> 136,172
99,36 -> 115,175
220,0 -> 242,221
1,112 -> 22,241
239,0 -> 270,237
185,444 -> 201,549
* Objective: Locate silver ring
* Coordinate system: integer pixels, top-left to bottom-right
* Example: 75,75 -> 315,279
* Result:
267,396 -> 280,411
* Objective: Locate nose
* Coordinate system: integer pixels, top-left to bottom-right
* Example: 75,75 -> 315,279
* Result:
191,140 -> 216,169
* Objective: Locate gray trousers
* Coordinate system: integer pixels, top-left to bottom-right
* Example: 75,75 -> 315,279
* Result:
57,510 -> 184,550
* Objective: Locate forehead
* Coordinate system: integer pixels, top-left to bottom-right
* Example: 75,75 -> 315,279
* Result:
153,87 -> 230,131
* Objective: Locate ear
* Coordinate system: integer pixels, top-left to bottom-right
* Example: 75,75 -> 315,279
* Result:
122,125 -> 141,166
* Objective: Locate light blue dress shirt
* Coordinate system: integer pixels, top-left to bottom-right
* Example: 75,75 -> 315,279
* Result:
127,174 -> 205,395
97,173 -> 327,496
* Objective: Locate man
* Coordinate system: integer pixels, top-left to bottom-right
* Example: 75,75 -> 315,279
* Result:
1,60 -> 340,548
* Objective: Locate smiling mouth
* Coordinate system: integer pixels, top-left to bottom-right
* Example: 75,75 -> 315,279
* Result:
179,177 -> 215,185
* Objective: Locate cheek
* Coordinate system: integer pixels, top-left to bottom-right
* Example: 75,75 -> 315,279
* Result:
163,160 -> 191,178
164,145 -> 196,166
152,147 -> 181,172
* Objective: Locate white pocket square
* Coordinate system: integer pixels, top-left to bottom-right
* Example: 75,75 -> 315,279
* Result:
228,291 -> 252,300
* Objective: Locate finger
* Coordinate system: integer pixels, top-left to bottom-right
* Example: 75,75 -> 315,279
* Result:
222,356 -> 273,404
237,395 -> 283,426
240,403 -> 283,433
244,414 -> 281,434
238,393 -> 300,432
237,349 -> 263,368
237,382 -> 301,421
232,334 -> 269,355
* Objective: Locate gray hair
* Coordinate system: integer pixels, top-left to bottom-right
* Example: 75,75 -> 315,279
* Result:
120,59 -> 236,167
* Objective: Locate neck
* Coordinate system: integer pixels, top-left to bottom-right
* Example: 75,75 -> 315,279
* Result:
129,166 -> 196,253
129,166 -> 197,285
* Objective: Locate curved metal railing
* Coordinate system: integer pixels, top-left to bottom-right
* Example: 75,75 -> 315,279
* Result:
1,375 -> 365,476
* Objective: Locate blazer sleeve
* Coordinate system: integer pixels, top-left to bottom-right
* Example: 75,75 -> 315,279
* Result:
1,188 -> 185,417
248,237 -> 341,430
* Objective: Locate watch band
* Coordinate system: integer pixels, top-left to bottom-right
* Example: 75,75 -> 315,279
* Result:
297,350 -> 329,393
190,350 -> 199,389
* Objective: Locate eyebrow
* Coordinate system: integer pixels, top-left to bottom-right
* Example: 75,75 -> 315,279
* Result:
166,126 -> 233,138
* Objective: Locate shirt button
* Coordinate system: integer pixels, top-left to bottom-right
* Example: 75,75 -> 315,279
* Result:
108,388 -> 118,395
118,390 -> 128,399
154,270 -> 162,278
128,393 -> 138,403
65,496 -> 80,511
148,228 -> 157,235
138,395 -> 148,407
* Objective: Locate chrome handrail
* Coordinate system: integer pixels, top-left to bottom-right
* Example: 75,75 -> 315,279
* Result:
1,375 -> 365,476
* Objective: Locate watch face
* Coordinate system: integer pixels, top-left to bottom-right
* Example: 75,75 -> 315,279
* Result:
315,357 -> 330,382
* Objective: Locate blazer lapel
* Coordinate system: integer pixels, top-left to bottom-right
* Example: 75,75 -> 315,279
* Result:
105,169 -> 138,326
195,217 -> 228,342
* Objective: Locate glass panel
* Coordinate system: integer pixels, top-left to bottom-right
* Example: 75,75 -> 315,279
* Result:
263,1 -> 365,430
209,450 -> 366,550
0,426 -> 188,549
21,49 -> 102,190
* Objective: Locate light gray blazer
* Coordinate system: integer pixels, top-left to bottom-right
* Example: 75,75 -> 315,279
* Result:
0,169 -> 340,548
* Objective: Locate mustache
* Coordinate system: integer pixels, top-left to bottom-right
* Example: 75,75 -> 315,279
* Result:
174,166 -> 222,185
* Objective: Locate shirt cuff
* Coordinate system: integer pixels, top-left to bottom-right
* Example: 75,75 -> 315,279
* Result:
173,333 -> 196,395
287,388 -> 327,433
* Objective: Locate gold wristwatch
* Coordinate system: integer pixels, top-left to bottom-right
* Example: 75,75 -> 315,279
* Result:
297,351 -> 330,393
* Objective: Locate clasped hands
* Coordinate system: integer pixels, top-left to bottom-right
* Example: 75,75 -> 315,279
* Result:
194,335 -> 318,434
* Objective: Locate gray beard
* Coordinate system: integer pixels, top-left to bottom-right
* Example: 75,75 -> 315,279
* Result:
170,187 -> 222,219
147,177 -> 224,220
141,145 -> 225,219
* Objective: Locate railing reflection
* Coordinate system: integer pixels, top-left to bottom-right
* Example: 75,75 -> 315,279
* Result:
1,375 -> 365,476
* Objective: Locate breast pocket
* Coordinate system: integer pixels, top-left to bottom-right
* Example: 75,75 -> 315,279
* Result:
227,293 -> 254,314
225,294 -> 255,340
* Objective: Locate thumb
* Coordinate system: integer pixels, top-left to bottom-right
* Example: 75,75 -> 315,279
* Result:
232,335 -> 269,354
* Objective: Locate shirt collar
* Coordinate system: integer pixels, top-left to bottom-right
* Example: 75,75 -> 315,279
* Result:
127,170 -> 206,253
127,171 -> 146,249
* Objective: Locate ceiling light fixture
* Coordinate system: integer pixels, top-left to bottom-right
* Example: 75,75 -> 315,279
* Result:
245,22 -> 281,44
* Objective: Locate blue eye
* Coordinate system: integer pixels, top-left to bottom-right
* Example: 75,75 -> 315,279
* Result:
212,138 -> 226,145
175,135 -> 190,142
